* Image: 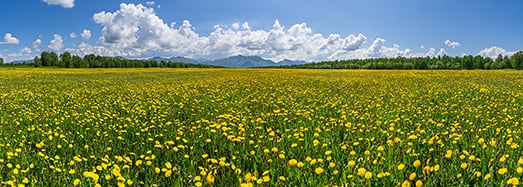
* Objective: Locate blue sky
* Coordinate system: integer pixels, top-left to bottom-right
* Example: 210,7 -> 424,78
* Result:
1,0 -> 522,62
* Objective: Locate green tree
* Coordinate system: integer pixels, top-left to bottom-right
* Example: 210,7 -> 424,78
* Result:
0,57 -> 4,65
60,52 -> 72,68
34,56 -> 42,67
41,52 -> 50,66
510,51 -> 523,70
472,55 -> 484,69
49,52 -> 59,67
502,56 -> 511,69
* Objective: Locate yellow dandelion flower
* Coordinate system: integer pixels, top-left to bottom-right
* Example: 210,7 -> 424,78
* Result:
484,173 -> 491,180
398,164 -> 405,170
288,159 -> 298,166
245,172 -> 252,182
498,168 -> 508,175
364,172 -> 372,179
297,162 -> 304,168
413,160 -> 421,168
357,168 -> 366,176
73,179 -> 81,186
445,150 -> 452,158
433,164 -> 440,171
315,167 -> 324,174
460,163 -> 468,169
206,174 -> 215,184
508,178 -> 519,186
195,182 -> 202,187
263,175 -> 270,182
402,180 -> 411,187
348,160 -> 356,168
165,170 -> 172,177
415,180 -> 423,187
409,172 -> 416,180
474,171 -> 481,177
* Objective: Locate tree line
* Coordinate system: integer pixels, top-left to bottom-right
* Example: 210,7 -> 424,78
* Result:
32,52 -> 220,68
279,52 -> 523,70
0,52 -> 219,68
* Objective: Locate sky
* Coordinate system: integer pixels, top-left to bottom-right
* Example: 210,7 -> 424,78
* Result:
1,0 -> 522,62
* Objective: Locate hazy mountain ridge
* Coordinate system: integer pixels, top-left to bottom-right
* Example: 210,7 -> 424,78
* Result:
152,55 -> 308,67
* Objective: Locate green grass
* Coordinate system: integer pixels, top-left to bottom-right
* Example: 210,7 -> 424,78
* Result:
1,68 -> 523,186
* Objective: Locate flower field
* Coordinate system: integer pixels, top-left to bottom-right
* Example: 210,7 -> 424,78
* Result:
1,68 -> 523,186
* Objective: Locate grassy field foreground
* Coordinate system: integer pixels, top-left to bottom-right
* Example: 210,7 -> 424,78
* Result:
1,68 -> 523,186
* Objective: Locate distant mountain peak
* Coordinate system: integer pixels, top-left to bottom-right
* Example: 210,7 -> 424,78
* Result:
147,55 -> 307,67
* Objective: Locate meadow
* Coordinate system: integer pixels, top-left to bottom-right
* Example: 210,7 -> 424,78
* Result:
1,68 -> 523,186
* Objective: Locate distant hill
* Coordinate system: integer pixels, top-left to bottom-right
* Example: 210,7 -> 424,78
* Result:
206,55 -> 273,67
277,59 -> 308,66
7,59 -> 34,64
152,55 -> 307,68
151,56 -> 200,64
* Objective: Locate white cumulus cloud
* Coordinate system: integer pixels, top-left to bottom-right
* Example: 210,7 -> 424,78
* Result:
61,3 -> 508,62
33,39 -> 42,49
20,47 -> 32,55
1,33 -> 20,44
87,3 -> 383,61
48,34 -> 64,52
445,40 -> 461,48
81,29 -> 91,40
478,46 -> 517,59
146,1 -> 155,6
70,32 -> 77,38
43,0 -> 75,8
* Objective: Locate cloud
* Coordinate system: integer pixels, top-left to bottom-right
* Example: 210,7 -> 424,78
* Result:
33,39 -> 42,49
60,3 -> 519,62
48,34 -> 64,52
87,3 -> 381,61
81,29 -> 91,40
477,46 -> 517,59
445,40 -> 461,48
1,33 -> 20,44
70,32 -> 76,38
20,47 -> 32,55
5,47 -> 33,59
43,0 -> 75,8
146,1 -> 155,6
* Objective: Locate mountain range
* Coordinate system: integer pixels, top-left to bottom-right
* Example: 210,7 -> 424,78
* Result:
151,55 -> 307,68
